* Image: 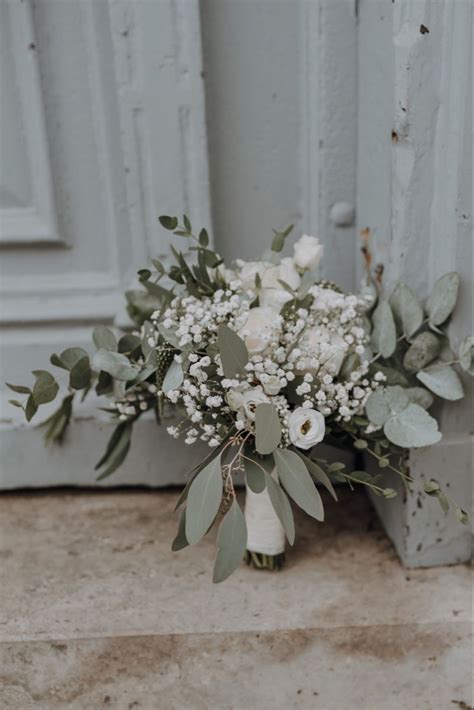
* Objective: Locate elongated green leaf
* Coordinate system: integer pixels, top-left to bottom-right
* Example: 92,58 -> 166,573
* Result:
185,455 -> 223,545
6,383 -> 30,395
383,404 -> 441,448
96,423 -> 132,480
92,326 -> 118,352
426,272 -> 460,326
274,448 -> 324,521
389,282 -> 423,337
213,499 -> 247,583
403,332 -> 441,373
371,301 -> 397,358
416,365 -> 464,401
171,508 -> 189,551
264,472 -> 295,545
69,356 -> 92,390
244,455 -> 267,493
32,370 -> 59,405
25,394 -> 38,421
255,403 -> 281,455
92,349 -> 140,381
296,452 -> 338,501
217,323 -> 248,378
162,360 -> 183,392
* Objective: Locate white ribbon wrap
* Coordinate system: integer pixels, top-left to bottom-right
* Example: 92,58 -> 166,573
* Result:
244,475 -> 286,556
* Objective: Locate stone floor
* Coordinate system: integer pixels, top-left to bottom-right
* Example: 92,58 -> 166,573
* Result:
0,488 -> 472,710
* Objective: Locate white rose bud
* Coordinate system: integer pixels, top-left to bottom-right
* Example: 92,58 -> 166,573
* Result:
293,234 -> 324,271
288,407 -> 326,450
238,306 -> 281,354
262,375 -> 282,396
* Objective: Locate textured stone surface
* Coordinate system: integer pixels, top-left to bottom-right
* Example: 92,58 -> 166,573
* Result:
1,488 -> 472,708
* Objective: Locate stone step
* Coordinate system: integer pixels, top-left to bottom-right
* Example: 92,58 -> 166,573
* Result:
0,489 -> 472,709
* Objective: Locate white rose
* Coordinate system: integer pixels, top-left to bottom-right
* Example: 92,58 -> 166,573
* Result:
293,234 -> 324,271
237,261 -> 272,290
288,407 -> 325,450
240,388 -> 269,422
262,375 -> 282,396
227,386 -> 247,411
238,306 -> 281,354
259,258 -> 301,311
301,326 -> 347,375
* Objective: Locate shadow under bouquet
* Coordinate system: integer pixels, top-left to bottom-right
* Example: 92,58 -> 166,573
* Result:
8,217 -> 472,581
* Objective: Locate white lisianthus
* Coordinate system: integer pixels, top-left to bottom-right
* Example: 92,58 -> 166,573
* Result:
262,375 -> 282,395
238,306 -> 281,354
240,388 -> 269,422
293,234 -> 324,271
301,326 -> 347,375
237,260 -> 271,290
288,407 -> 325,450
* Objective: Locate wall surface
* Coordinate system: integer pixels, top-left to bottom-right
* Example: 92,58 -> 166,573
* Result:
357,0 -> 472,565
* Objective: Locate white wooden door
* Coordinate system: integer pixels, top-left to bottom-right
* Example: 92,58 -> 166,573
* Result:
1,0 -> 358,487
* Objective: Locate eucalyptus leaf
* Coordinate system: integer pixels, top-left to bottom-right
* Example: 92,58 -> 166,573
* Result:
383,404 -> 441,448
171,508 -> 189,552
8,400 -> 22,408
416,365 -> 464,401
371,301 -> 397,358
185,455 -> 223,545
162,360 -> 183,392
118,334 -> 142,355
297,453 -> 338,501
366,386 -> 409,425
199,228 -> 209,247
389,281 -> 423,337
92,349 -> 140,382
6,383 -> 30,395
403,332 -> 441,373
458,336 -> 474,374
274,448 -> 324,521
264,472 -> 295,544
405,387 -> 434,409
255,403 -> 281,455
217,324 -> 248,378
32,371 -> 59,405
92,326 -> 118,352
159,215 -> 178,230
25,394 -> 38,421
426,272 -> 460,326
95,422 -> 132,480
69,355 -> 92,390
213,499 -> 247,583
59,347 -> 89,371
244,455 -> 267,493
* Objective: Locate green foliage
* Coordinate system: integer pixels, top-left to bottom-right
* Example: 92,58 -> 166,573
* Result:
271,224 -> 294,252
389,281 -> 423,338
383,404 -> 441,448
255,403 -> 281,454
416,365 -> 464,400
159,215 -> 178,230
92,350 -> 140,382
426,272 -> 460,326
92,326 -> 118,352
458,336 -> 474,374
95,421 -> 133,480
32,371 -> 59,405
264,472 -> 295,545
217,324 -> 249,378
273,448 -> 324,521
371,301 -> 397,358
161,360 -> 183,392
185,454 -> 223,545
243,453 -> 267,493
403,332 -> 441,373
213,499 -> 247,583
171,508 -> 189,552
295,452 -> 338,501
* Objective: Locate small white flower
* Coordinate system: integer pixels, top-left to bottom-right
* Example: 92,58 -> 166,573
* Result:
240,388 -> 269,422
293,234 -> 324,271
288,407 -> 326,450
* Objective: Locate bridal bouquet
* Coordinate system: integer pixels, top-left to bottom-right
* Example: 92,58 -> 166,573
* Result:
8,216 -> 471,581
